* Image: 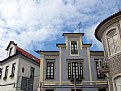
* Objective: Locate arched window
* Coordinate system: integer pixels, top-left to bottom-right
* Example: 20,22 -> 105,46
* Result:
106,29 -> 120,55
115,76 -> 121,91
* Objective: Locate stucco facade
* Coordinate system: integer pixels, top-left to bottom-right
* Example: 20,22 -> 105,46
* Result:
95,11 -> 121,91
37,33 -> 108,91
0,41 -> 40,91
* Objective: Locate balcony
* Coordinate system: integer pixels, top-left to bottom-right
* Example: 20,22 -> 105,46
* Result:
70,76 -> 82,84
71,50 -> 78,54
99,60 -> 109,74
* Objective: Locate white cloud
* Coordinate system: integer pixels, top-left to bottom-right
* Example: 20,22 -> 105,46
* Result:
84,24 -> 103,50
0,0 -> 120,60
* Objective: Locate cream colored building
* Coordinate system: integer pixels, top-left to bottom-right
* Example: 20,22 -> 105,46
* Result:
36,33 -> 108,91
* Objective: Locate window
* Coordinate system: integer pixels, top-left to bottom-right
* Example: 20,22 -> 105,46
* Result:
3,66 -> 9,79
106,29 -> 120,55
21,77 -> 33,91
115,77 -> 121,91
30,67 -> 35,79
68,63 -> 71,79
46,62 -> 54,79
68,62 -> 83,80
72,62 -> 79,79
9,47 -> 13,56
45,89 -> 54,91
71,89 -> 82,91
22,67 -> 24,73
10,63 -> 16,77
0,68 -> 2,79
98,88 -> 106,91
96,61 -> 105,79
71,41 -> 78,54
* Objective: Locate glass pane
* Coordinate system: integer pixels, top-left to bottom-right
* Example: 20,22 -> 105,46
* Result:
117,86 -> 121,91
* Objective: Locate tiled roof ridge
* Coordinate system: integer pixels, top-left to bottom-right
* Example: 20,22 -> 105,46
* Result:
16,46 -> 40,63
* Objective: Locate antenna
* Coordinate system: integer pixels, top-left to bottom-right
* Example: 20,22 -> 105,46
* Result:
77,21 -> 82,33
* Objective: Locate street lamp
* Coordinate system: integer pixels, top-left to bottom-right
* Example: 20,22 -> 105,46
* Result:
74,76 -> 76,91
71,75 -> 82,91
40,81 -> 43,91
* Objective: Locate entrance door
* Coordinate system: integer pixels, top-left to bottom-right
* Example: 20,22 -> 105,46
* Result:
45,89 -> 54,91
71,89 -> 82,91
98,88 -> 106,91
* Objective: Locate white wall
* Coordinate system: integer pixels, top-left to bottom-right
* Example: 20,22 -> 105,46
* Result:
0,58 -> 19,91
7,43 -> 17,58
17,57 -> 40,91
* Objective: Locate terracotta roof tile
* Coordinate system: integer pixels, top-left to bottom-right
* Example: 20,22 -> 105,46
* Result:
17,47 -> 40,63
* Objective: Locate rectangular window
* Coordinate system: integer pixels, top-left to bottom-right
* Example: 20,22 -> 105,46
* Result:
68,62 -> 83,80
0,68 -> 2,79
80,63 -> 83,79
30,67 -> 35,79
10,63 -> 16,77
9,47 -> 13,56
68,63 -> 71,79
71,41 -> 78,54
4,66 -> 9,79
72,62 -> 79,79
46,62 -> 54,79
96,61 -> 105,79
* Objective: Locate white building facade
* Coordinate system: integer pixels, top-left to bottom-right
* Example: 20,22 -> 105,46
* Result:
0,41 -> 40,91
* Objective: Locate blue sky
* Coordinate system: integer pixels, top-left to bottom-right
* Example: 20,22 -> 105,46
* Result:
0,0 -> 121,60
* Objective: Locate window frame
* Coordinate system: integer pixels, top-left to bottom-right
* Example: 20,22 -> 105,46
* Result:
30,67 -> 35,79
70,41 -> 79,55
9,47 -> 13,57
46,62 -> 54,79
10,63 -> 16,77
0,68 -> 2,79
95,60 -> 105,79
106,28 -> 121,56
3,66 -> 9,79
72,62 -> 79,79
68,62 -> 83,80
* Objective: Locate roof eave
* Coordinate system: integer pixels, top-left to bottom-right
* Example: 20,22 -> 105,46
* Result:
95,11 -> 121,42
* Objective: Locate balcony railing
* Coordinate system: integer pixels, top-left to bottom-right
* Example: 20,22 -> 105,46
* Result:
99,59 -> 109,73
70,75 -> 82,84
71,50 -> 78,54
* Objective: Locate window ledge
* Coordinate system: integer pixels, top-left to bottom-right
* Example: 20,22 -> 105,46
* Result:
3,76 -> 7,80
10,74 -> 14,77
70,53 -> 79,56
70,78 -> 82,84
45,78 -> 55,81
